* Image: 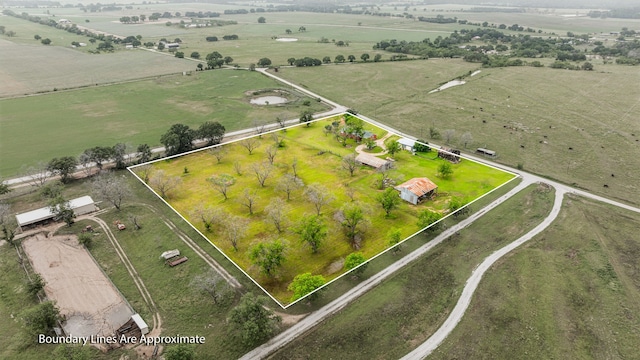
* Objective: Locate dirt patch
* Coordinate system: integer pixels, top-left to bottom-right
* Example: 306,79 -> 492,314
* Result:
164,97 -> 213,115
326,258 -> 345,275
70,100 -> 122,118
21,233 -> 134,337
272,310 -> 308,326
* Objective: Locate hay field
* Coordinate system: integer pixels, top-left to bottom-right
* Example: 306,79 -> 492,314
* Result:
0,70 -> 328,176
0,40 -> 192,97
275,61 -> 640,205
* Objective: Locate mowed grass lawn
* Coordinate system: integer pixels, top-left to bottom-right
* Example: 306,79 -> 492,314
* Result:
142,115 -> 514,304
431,196 -> 640,359
0,69 -> 327,176
275,61 -> 640,205
270,183 -> 555,359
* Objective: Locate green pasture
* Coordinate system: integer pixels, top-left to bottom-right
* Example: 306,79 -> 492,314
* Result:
270,183 -> 555,358
432,196 -> 640,359
0,15 -> 97,50
142,115 -> 514,304
275,61 -> 640,206
0,69 -> 328,176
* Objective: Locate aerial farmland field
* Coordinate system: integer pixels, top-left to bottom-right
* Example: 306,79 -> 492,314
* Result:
134,114 -> 515,305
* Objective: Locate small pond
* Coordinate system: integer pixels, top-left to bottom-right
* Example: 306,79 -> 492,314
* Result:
250,96 -> 289,105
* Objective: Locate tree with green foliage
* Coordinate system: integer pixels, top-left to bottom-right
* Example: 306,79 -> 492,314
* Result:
287,57 -> 296,65
322,56 -> 331,64
208,174 -> 235,200
257,16 -> 266,23
293,215 -> 326,254
299,110 -> 314,126
438,162 -> 453,179
164,344 -> 195,360
229,293 -> 281,346
386,140 -> 401,157
417,209 -> 443,231
0,203 -> 16,247
52,344 -> 92,360
41,38 -> 51,45
82,146 -> 114,171
190,51 -> 200,59
47,157 -> 78,183
161,123 -> 195,156
224,56 -> 233,65
374,53 -> 382,62
0,180 -> 10,195
335,54 -> 345,63
250,239 -> 287,277
335,202 -> 368,247
174,51 -> 184,58
21,301 -> 61,339
288,272 -> 325,301
27,273 -> 46,298
377,187 -> 401,217
387,228 -> 402,253
112,143 -> 128,169
198,121 -> 226,146
137,144 -> 152,164
78,232 -> 93,248
344,252 -> 367,276
257,57 -> 272,67
413,139 -> 431,152
448,197 -> 470,217
49,196 -> 75,227
348,54 -> 356,62
360,53 -> 370,62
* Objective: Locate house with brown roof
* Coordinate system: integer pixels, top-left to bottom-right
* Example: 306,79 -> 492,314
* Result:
395,177 -> 438,205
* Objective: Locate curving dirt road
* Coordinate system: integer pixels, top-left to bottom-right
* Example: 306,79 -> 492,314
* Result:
401,186 -> 566,359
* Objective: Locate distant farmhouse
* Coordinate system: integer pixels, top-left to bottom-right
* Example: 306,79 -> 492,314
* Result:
395,177 -> 438,205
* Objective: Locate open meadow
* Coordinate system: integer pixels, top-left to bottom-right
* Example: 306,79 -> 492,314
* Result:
274,61 -> 640,206
0,69 -> 328,176
138,114 -> 515,304
431,196 -> 640,359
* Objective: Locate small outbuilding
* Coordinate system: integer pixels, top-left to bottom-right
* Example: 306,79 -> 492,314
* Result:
476,148 -> 496,157
131,314 -> 149,335
395,177 -> 438,205
355,154 -> 391,170
398,138 -> 416,151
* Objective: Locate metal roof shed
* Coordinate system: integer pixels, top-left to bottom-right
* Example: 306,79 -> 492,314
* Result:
15,195 -> 97,228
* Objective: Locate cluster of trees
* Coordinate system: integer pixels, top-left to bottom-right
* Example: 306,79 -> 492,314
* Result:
418,15 -> 457,23
373,26 -> 622,68
161,121 -> 226,155
2,10 -> 141,53
588,8 -> 640,19
0,25 -> 16,37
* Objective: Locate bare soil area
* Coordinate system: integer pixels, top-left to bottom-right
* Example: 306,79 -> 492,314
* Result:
21,233 -> 133,337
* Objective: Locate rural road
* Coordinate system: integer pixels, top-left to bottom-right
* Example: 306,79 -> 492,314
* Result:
239,176 -> 534,360
238,71 -> 640,359
400,187 -> 566,359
